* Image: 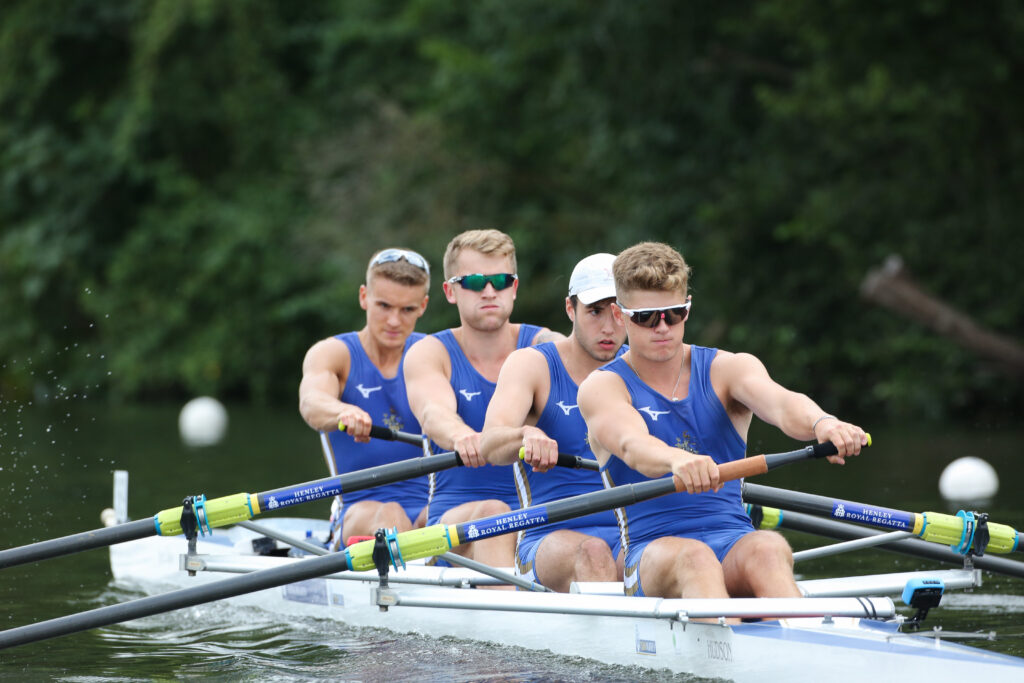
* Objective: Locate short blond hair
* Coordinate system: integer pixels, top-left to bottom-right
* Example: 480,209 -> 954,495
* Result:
613,242 -> 691,299
442,229 -> 517,279
366,249 -> 430,289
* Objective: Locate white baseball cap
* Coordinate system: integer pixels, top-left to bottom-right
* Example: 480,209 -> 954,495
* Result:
568,253 -> 617,305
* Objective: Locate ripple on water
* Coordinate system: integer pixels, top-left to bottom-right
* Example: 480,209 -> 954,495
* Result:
61,590 -> 716,683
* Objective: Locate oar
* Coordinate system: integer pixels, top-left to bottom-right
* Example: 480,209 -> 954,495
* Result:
0,424 -> 432,570
518,448 -> 600,472
749,504 -> 1024,580
340,438 -> 860,571
0,425 -> 598,570
0,439 -> 848,649
743,483 -> 1021,556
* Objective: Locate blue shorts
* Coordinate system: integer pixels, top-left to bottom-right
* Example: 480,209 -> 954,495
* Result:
515,525 -> 622,586
624,525 -> 751,597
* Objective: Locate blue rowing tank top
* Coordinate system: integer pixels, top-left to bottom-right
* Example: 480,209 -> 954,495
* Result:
320,332 -> 428,511
428,324 -> 544,512
599,345 -> 752,555
516,342 -> 622,542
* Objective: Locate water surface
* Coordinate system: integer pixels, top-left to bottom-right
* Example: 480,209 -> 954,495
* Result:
2,403 -> 1022,680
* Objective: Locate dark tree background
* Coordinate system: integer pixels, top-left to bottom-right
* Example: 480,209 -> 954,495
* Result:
2,0 -> 1021,424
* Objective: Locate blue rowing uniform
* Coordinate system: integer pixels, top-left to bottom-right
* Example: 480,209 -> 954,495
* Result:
599,345 -> 752,597
426,324 -> 544,526
514,342 -> 624,585
320,332 -> 428,542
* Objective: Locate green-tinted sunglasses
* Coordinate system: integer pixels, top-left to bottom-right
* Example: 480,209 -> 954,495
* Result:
446,273 -> 518,292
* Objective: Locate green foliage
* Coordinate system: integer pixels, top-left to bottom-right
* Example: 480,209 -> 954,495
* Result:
1,0 -> 1021,423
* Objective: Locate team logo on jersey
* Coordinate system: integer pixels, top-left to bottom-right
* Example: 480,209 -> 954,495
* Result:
674,431 -> 700,453
383,409 -> 404,432
556,401 -> 578,416
459,389 -> 482,402
356,383 -> 382,399
638,406 -> 669,421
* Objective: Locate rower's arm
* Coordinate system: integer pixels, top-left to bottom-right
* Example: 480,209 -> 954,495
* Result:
404,336 -> 484,465
717,351 -> 867,462
481,348 -> 556,469
578,370 -> 720,493
298,337 -> 371,438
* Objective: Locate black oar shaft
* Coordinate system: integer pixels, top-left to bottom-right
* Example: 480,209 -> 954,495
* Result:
256,452 -> 460,511
1,439 -> 858,649
775,509 -> 1024,580
0,519 -> 154,570
744,483 -> 915,531
0,551 -> 353,650
445,446 -> 825,545
0,452 -> 461,571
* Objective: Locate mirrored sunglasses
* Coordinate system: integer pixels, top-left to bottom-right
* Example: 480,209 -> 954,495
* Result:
446,273 -> 518,292
371,248 -> 430,275
617,301 -> 691,328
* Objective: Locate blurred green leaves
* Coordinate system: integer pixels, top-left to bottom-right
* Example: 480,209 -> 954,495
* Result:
1,0 -> 1020,423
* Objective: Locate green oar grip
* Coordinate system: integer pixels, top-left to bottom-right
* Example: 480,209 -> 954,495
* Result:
344,525 -> 457,571
153,493 -> 257,537
919,511 -> 1020,554
746,504 -> 784,530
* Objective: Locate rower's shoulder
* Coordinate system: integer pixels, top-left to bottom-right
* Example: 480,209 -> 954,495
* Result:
529,326 -> 565,345
302,335 -> 351,373
709,348 -> 768,375
578,365 -> 626,401
404,333 -> 450,376
406,331 -> 446,356
501,345 -> 550,379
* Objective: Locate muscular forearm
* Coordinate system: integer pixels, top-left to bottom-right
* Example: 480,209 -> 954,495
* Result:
773,392 -> 829,441
479,426 -> 527,465
617,433 -> 686,478
418,404 -> 474,451
299,393 -> 346,432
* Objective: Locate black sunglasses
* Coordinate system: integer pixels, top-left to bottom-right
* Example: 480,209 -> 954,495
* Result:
446,273 -> 518,292
616,301 -> 691,328
370,248 -> 430,275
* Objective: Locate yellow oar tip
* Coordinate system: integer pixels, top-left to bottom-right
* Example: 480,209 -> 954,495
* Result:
518,447 -> 526,460
865,433 -> 872,447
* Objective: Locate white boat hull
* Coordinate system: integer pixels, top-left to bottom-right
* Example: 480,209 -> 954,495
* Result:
108,517 -> 1024,683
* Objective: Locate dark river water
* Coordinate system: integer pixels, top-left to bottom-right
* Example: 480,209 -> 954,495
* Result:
1,401 -> 1022,681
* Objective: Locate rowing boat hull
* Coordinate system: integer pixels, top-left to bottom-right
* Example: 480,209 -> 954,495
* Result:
107,517 -> 1024,682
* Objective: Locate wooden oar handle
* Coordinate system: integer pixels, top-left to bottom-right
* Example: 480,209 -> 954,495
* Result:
720,455 -> 770,481
668,439 -> 860,493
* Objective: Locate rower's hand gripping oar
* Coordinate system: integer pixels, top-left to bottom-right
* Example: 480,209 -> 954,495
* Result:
518,447 -> 600,472
0,436 -> 865,650
341,437 -> 873,572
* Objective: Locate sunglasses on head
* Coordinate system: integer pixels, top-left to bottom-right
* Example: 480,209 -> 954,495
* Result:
371,248 -> 430,275
446,273 -> 518,292
616,300 -> 691,328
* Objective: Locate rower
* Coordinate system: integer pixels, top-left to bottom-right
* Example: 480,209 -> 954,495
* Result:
404,229 -> 560,569
298,248 -> 431,549
578,241 -> 868,607
480,253 -> 628,592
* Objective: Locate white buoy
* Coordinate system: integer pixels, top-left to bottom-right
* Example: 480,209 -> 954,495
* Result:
178,396 -> 228,447
938,456 -> 999,502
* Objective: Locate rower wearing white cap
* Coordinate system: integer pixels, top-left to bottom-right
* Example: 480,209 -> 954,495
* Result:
480,253 -> 628,592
